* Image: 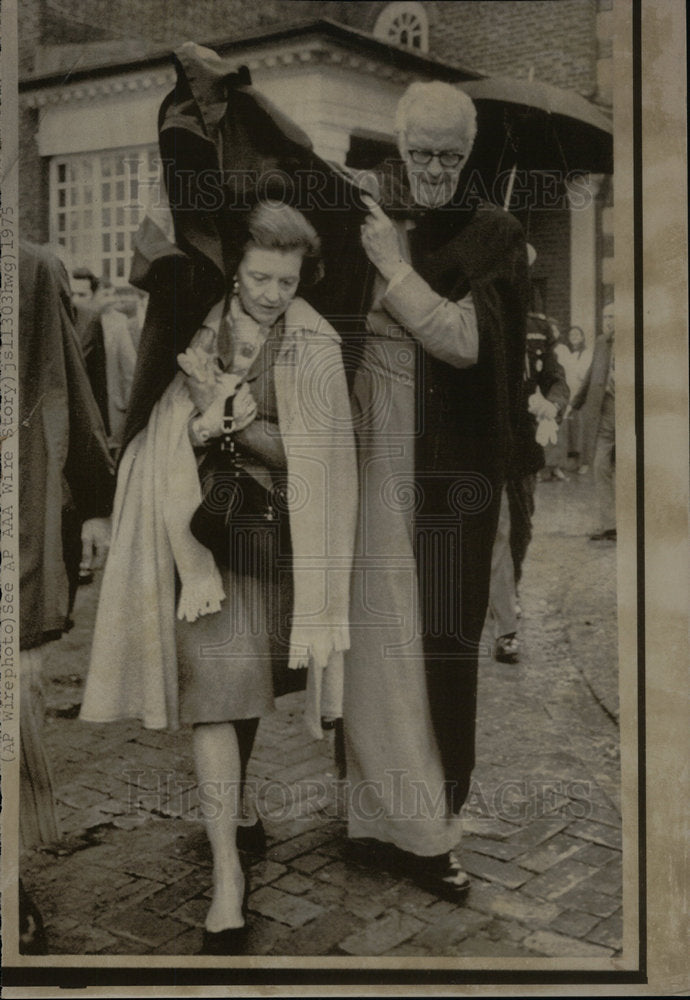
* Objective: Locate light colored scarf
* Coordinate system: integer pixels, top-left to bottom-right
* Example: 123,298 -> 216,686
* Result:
81,298 -> 357,738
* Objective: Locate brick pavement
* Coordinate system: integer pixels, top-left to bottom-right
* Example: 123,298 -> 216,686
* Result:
20,473 -> 622,958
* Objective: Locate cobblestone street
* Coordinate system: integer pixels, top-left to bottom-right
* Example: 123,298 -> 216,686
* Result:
21,470 -> 622,959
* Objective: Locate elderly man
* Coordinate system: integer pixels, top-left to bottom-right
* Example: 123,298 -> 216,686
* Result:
344,81 -> 529,897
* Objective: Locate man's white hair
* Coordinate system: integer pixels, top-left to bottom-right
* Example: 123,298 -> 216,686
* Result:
395,81 -> 477,153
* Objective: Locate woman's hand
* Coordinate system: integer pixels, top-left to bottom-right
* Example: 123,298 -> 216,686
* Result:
178,328 -> 224,412
193,380 -> 257,442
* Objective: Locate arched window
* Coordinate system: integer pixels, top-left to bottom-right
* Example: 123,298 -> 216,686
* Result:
373,2 -> 429,53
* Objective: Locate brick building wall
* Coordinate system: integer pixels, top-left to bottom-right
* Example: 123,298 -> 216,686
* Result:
22,1 -> 606,97
343,1 -> 601,100
526,208 -> 572,332
426,0 -> 599,98
20,0 -> 332,75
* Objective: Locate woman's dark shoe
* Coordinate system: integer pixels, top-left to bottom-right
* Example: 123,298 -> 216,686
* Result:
199,924 -> 247,955
236,818 -> 266,855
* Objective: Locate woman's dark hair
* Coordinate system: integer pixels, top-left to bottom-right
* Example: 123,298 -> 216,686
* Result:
244,201 -> 323,286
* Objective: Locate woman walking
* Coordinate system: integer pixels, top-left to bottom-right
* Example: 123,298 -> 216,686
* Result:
81,202 -> 357,953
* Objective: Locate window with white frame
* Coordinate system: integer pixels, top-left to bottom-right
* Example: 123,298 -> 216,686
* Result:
50,146 -> 161,282
373,2 -> 429,53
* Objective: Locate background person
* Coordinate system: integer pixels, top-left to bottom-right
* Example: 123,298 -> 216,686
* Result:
555,325 -> 593,474
18,242 -> 114,951
114,283 -> 148,351
538,315 -> 570,481
70,271 -> 138,457
96,279 -> 138,456
488,303 -> 569,664
572,300 -> 616,541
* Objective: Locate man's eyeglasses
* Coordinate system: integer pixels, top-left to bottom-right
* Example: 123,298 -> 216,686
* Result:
408,149 -> 465,168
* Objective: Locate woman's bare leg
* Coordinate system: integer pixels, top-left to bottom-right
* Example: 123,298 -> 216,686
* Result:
193,722 -> 245,931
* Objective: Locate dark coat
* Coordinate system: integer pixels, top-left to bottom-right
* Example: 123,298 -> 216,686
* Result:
506,312 -> 569,583
514,312 -> 570,476
19,242 -> 115,649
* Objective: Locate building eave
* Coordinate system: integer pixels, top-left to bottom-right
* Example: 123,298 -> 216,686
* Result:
19,16 -> 484,94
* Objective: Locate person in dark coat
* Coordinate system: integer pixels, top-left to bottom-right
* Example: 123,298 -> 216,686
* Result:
572,300 -> 616,540
344,81 -> 529,897
18,241 -> 115,951
489,306 -> 570,664
71,270 -> 138,458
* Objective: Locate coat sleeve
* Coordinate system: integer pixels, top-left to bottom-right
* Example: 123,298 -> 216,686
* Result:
380,272 -> 479,368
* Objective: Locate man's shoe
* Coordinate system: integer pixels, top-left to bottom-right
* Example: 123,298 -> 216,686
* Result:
495,634 -> 520,663
407,850 -> 471,901
360,842 -> 472,901
589,529 -> 617,541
